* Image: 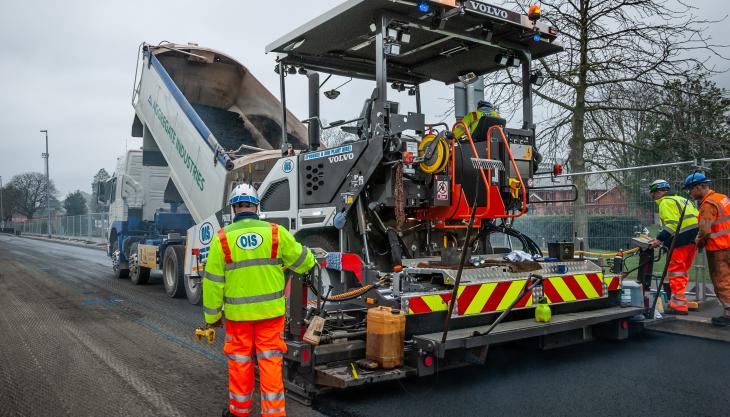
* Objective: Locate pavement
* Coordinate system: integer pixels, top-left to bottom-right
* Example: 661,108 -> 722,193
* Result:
1,234 -> 728,417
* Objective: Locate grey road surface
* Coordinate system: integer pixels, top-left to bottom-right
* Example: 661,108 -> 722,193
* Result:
1,234 -> 728,417
0,234 -> 324,417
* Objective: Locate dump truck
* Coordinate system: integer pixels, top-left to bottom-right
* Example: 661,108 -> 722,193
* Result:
102,42 -> 307,303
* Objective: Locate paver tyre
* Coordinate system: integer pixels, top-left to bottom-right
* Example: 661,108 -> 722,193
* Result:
296,231 -> 346,299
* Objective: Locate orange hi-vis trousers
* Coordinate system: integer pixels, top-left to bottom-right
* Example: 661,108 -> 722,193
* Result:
667,243 -> 697,312
224,316 -> 287,417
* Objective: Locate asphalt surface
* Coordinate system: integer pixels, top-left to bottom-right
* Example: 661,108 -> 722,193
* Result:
1,234 -> 728,417
0,234 -> 324,417
316,330 -> 730,417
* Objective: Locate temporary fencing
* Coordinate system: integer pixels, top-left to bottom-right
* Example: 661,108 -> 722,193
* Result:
505,158 -> 730,303
10,213 -> 109,244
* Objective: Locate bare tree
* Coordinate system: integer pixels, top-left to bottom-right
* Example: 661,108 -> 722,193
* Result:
10,172 -> 58,219
486,0 -> 725,245
0,184 -> 21,223
319,121 -> 355,148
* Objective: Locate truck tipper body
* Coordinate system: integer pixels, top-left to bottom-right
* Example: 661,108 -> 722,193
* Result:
104,43 -> 307,302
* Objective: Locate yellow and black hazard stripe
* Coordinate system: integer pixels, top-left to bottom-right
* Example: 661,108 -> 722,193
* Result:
405,273 -> 620,316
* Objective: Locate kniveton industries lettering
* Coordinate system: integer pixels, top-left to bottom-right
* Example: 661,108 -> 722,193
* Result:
149,97 -> 206,191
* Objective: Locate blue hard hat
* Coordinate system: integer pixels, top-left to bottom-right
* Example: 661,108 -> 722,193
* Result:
684,172 -> 710,189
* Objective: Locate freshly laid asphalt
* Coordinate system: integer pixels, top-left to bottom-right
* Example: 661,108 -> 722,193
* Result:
0,234 -> 728,417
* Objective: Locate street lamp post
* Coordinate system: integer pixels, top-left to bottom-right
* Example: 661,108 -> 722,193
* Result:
0,175 -> 4,230
40,130 -> 51,238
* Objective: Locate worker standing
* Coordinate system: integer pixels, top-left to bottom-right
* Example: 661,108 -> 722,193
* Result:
203,184 -> 316,417
648,179 -> 699,315
686,172 -> 730,327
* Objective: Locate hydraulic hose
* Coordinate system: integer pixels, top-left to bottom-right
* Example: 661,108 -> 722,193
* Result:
480,223 -> 543,257
306,264 -> 383,302
310,284 -> 379,302
574,247 -> 640,257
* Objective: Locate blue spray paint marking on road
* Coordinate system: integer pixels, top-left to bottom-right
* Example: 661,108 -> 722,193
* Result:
97,296 -> 227,364
50,276 -> 227,365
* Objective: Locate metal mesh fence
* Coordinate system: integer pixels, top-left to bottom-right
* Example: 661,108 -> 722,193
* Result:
514,160 -> 730,253
507,159 -> 730,295
9,213 -> 109,243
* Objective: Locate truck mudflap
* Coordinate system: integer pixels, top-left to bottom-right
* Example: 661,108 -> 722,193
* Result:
413,306 -> 643,358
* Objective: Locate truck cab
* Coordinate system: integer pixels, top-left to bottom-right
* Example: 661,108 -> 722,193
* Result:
99,149 -> 194,281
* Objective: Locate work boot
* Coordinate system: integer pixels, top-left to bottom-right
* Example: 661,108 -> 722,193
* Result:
664,308 -> 688,316
710,316 -> 730,327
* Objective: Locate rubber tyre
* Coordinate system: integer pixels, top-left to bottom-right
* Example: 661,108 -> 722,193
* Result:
111,240 -> 129,279
128,242 -> 151,285
297,231 -> 346,298
185,273 -> 202,305
162,245 -> 186,298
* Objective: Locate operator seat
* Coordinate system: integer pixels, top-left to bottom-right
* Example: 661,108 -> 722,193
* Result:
470,114 -> 507,143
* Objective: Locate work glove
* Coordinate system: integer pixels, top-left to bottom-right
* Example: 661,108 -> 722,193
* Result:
207,319 -> 223,329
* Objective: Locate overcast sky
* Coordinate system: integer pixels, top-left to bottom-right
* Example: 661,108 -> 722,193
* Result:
1,0 -> 728,200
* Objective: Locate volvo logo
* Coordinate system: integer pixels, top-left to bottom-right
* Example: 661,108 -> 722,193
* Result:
328,153 -> 354,163
465,1 -> 516,22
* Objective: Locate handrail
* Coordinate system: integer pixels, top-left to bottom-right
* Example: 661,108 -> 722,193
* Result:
487,125 -> 528,219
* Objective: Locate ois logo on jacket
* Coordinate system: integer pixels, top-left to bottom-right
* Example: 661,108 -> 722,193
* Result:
237,233 -> 264,250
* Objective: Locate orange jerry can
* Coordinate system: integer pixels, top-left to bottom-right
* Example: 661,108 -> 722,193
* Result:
366,306 -> 406,369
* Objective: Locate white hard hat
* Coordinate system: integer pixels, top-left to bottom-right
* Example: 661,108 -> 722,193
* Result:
228,183 -> 259,206
649,179 -> 671,192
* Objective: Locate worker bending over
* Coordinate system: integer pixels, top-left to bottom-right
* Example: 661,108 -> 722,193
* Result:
203,184 -> 316,417
686,173 -> 730,327
648,179 -> 698,315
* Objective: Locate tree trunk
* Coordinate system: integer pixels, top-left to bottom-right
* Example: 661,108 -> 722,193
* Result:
569,0 -> 590,248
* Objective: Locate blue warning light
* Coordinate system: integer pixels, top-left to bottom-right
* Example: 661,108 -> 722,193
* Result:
418,1 -> 430,12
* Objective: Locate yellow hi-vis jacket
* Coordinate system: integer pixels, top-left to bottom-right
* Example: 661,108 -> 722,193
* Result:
453,110 -> 501,139
203,216 -> 315,324
656,195 -> 699,247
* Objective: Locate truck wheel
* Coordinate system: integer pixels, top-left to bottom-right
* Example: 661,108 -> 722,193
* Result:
128,242 -> 151,285
111,240 -> 129,279
163,245 -> 186,298
185,274 -> 202,305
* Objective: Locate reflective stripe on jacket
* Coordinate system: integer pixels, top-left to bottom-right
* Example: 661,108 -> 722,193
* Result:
203,217 -> 315,323
699,191 -> 730,251
655,195 -> 699,247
